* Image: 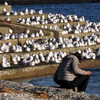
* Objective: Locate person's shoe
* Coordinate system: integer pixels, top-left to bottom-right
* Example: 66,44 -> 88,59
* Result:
79,91 -> 85,94
81,92 -> 85,94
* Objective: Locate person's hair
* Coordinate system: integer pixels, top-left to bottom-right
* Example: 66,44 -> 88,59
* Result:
73,52 -> 82,62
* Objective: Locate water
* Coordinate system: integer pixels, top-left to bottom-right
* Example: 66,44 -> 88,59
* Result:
11,3 -> 100,95
12,3 -> 100,22
13,67 -> 100,95
29,70 -> 100,95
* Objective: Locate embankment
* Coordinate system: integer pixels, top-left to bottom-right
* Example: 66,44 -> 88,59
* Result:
0,58 -> 100,80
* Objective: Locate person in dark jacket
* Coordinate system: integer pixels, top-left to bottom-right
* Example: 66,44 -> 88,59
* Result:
53,52 -> 91,92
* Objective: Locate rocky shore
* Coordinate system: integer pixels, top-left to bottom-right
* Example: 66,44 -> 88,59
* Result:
0,80 -> 100,100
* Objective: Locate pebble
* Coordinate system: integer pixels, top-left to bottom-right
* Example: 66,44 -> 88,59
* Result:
0,80 -> 100,100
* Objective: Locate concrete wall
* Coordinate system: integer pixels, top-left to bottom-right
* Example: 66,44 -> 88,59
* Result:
0,5 -> 11,14
0,58 -> 100,80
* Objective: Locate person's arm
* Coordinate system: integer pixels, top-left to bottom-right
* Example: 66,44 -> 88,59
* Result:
72,57 -> 87,75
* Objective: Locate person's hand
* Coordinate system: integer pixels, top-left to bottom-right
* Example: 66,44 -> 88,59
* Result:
86,71 -> 91,75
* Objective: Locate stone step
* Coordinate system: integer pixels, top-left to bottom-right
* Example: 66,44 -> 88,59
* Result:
0,58 -> 100,80
0,5 -> 11,14
0,26 -> 10,35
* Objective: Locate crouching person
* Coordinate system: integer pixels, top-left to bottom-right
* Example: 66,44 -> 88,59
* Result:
53,52 -> 91,92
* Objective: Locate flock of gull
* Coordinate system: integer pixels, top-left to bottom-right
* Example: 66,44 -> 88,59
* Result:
1,47 -> 100,67
0,28 -> 100,53
0,29 -> 44,40
2,2 -> 86,34
3,6 -> 84,25
41,21 -> 100,35
3,5 -> 100,35
3,2 -> 100,35
3,2 -> 100,34
1,2 -> 100,67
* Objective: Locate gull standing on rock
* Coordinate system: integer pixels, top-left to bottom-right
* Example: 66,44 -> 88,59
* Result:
12,55 -> 20,65
9,29 -> 13,34
29,9 -> 35,14
20,11 -> 24,15
10,45 -> 16,52
3,8 -> 7,12
24,8 -> 29,14
1,56 -> 10,67
4,2 -> 8,5
5,11 -> 10,16
5,17 -> 10,21
39,9 -> 43,14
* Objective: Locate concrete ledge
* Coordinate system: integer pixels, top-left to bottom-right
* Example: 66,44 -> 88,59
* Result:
0,58 -> 100,80
0,5 -> 11,14
0,63 -> 58,80
0,22 -> 54,36
0,13 -> 48,22
0,39 -> 18,46
0,43 -> 99,63
0,26 -> 10,35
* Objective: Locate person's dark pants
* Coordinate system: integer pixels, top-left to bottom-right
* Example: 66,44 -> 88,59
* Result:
59,75 -> 90,92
